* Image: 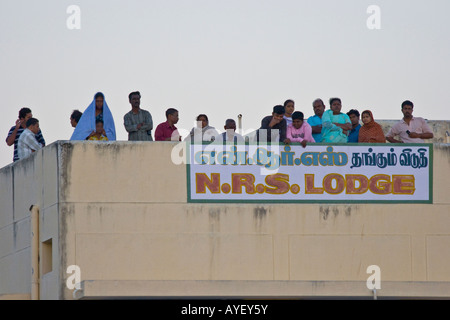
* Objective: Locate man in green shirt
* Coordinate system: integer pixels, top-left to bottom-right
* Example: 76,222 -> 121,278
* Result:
123,91 -> 154,141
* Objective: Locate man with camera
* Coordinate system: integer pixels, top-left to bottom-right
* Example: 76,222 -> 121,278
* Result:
386,100 -> 433,143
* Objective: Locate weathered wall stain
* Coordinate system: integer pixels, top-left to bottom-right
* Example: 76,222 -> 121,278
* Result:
58,203 -> 73,300
320,206 -> 329,220
59,142 -> 74,202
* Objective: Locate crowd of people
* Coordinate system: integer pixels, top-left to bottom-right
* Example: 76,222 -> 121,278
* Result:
5,91 -> 434,162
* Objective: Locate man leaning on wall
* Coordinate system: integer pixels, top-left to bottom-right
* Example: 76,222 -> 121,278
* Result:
386,100 -> 434,143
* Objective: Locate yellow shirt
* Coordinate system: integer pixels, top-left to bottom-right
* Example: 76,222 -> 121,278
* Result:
88,135 -> 108,141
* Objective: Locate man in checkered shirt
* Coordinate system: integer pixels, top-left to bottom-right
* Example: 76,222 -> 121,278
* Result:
17,118 -> 43,160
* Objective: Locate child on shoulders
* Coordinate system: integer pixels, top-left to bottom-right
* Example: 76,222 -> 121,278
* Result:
87,119 -> 109,141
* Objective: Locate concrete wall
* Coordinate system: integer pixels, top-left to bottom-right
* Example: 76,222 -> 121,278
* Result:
1,141 -> 449,299
0,143 -> 60,300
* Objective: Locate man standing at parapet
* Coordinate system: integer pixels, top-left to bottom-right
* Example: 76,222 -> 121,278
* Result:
386,100 -> 433,143
123,91 -> 154,141
17,118 -> 43,160
154,108 -> 181,141
6,107 -> 46,162
307,98 -> 326,143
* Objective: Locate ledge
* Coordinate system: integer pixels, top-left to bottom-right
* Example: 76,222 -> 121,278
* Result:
74,280 -> 450,300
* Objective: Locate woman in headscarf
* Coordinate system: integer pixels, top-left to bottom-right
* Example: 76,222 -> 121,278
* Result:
186,114 -> 219,142
358,110 -> 386,143
70,92 -> 116,141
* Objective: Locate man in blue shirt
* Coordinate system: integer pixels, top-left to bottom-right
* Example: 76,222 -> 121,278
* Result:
307,98 -> 326,143
346,109 -> 361,143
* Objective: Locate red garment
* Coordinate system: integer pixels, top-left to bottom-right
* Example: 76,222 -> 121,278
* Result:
154,121 -> 178,141
358,110 -> 386,143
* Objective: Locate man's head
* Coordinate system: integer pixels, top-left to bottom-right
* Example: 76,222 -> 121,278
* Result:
95,119 -> 104,133
347,109 -> 360,126
291,111 -> 304,129
401,100 -> 414,118
272,105 -> 285,122
312,99 -> 325,117
329,97 -> 342,114
26,118 -> 40,134
283,100 -> 295,117
224,119 -> 236,131
70,110 -> 82,128
94,92 -> 104,110
19,107 -> 32,120
166,108 -> 179,124
129,91 -> 141,109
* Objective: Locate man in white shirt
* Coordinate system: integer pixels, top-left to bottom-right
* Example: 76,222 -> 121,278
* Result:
215,119 -> 245,143
386,100 -> 434,143
17,118 -> 43,160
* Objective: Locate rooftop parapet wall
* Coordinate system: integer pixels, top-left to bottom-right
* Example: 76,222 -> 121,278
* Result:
1,141 -> 449,299
377,120 -> 450,143
244,120 -> 449,144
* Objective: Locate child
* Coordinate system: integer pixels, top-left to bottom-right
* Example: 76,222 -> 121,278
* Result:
87,119 -> 109,141
285,111 -> 315,148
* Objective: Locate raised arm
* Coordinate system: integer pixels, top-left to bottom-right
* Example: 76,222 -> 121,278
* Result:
6,120 -> 22,146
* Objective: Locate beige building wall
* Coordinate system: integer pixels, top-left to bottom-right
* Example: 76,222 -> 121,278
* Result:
1,141 -> 449,300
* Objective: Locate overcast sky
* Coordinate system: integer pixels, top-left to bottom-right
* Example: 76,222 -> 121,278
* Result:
1,0 -> 449,168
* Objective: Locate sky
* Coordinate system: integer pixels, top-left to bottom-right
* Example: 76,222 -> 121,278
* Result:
0,0 -> 449,169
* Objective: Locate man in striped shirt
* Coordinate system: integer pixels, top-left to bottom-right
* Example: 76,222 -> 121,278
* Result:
17,118 -> 43,160
5,107 -> 46,162
123,91 -> 154,141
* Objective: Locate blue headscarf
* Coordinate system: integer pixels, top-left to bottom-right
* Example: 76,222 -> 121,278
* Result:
70,92 -> 116,141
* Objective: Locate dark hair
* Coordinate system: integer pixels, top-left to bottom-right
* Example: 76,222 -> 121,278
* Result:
166,108 -> 178,118
225,119 -> 236,127
284,99 -> 295,107
129,91 -> 141,101
94,92 -> 104,100
401,100 -> 414,109
273,105 -> 285,115
196,114 -> 208,122
26,118 -> 39,127
95,119 -> 104,125
312,98 -> 325,107
329,97 -> 341,106
70,110 -> 83,123
19,107 -> 32,119
292,111 -> 304,121
347,109 -> 360,117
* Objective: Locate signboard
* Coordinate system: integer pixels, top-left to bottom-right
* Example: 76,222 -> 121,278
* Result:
187,143 -> 433,204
